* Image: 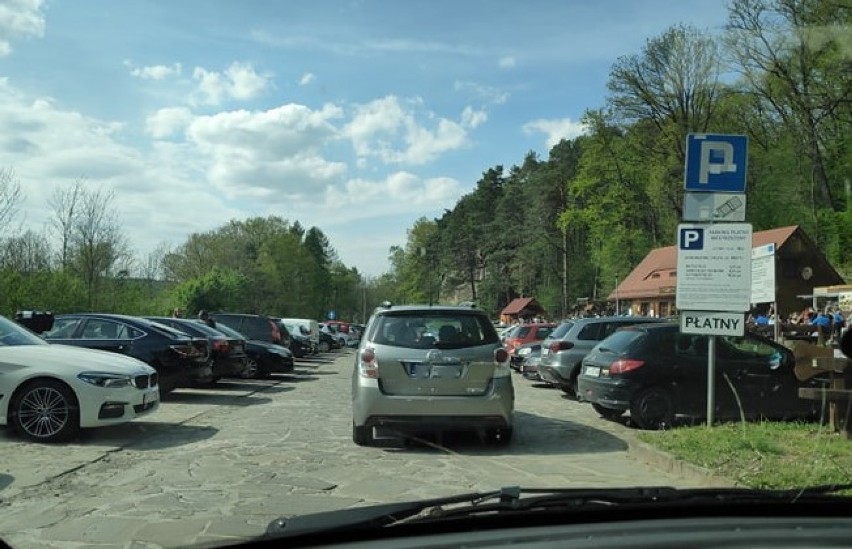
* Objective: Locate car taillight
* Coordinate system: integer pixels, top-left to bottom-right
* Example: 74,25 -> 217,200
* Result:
494,348 -> 511,378
171,343 -> 205,359
359,348 -> 378,378
212,339 -> 229,353
270,321 -> 281,344
549,341 -> 574,353
609,359 -> 644,374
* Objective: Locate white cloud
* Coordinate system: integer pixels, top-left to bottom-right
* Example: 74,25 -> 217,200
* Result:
129,63 -> 182,80
453,80 -> 509,105
145,107 -> 193,139
0,0 -> 46,57
522,117 -> 588,149
498,55 -> 516,69
461,106 -> 487,129
185,103 -> 346,197
329,172 -> 463,212
298,72 -> 315,86
190,62 -> 272,106
344,95 -> 469,166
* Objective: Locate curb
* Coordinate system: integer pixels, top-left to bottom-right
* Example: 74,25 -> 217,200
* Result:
627,437 -> 738,487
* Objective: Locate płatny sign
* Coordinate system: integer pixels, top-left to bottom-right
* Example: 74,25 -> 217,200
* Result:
680,311 -> 745,337
676,223 -> 753,313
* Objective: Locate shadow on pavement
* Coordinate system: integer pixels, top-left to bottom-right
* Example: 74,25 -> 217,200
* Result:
0,473 -> 13,492
380,410 -> 628,456
207,380 -> 289,393
276,373 -> 319,382
82,422 -> 219,450
161,391 -> 278,406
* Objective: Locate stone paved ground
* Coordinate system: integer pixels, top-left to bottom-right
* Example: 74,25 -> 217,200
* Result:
0,350 -> 706,548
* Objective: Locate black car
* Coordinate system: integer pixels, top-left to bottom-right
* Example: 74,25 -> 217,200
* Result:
577,322 -> 825,429
211,313 -> 283,346
212,322 -> 295,378
43,313 -> 210,394
317,330 -> 336,352
146,317 -> 249,381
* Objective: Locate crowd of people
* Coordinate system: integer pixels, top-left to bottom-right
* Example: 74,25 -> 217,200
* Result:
747,304 -> 846,345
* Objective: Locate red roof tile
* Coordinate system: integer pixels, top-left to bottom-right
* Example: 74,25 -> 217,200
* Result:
608,225 -> 800,301
501,297 -> 537,315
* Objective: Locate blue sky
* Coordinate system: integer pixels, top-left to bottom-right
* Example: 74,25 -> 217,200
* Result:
0,0 -> 730,277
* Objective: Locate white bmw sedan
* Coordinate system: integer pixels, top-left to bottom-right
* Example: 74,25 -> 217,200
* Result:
0,315 -> 160,442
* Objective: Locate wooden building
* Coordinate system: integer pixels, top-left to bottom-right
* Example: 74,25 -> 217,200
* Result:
608,225 -> 845,318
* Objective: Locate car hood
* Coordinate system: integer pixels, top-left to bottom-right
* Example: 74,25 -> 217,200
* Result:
0,344 -> 155,375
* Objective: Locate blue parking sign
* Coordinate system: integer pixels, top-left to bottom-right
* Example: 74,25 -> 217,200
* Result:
684,134 -> 748,193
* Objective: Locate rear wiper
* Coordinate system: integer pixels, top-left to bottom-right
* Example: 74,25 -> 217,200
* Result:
265,484 -> 852,539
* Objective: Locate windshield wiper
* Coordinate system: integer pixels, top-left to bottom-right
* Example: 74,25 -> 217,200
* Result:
265,484 -> 852,539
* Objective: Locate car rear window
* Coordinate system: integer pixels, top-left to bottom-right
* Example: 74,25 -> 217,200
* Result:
595,329 -> 645,355
371,311 -> 498,349
513,327 -> 531,338
549,321 -> 574,339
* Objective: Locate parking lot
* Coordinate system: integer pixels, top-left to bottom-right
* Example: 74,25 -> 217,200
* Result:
0,349 -> 705,547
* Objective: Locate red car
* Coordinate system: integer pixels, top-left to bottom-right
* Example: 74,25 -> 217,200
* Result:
504,323 -> 556,354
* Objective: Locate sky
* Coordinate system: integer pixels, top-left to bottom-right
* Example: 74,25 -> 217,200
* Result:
0,0 -> 731,277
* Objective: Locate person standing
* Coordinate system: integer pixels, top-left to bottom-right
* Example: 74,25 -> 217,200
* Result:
198,310 -> 216,328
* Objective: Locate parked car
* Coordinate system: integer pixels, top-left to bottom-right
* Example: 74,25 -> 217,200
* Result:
321,323 -> 348,348
278,319 -> 316,358
538,316 -> 662,396
352,304 -> 514,446
520,350 -> 543,380
281,318 -> 320,348
42,313 -> 209,394
318,330 -> 336,352
0,314 -> 160,442
146,317 -> 249,381
210,313 -> 283,346
503,323 -> 555,355
509,341 -> 541,371
576,323 -> 826,430
211,322 -> 295,378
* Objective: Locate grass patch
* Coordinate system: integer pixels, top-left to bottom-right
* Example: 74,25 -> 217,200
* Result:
638,421 -> 852,490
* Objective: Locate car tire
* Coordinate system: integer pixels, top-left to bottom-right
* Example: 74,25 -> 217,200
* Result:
319,341 -> 331,353
592,403 -> 626,420
353,422 -> 372,446
10,379 -> 80,443
630,386 -> 675,430
486,427 -> 512,446
241,357 -> 259,379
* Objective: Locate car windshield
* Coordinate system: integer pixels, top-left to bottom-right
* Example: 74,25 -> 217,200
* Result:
0,316 -> 48,346
0,1 -> 848,547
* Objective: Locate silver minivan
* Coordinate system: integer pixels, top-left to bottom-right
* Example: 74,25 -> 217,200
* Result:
351,304 -> 514,446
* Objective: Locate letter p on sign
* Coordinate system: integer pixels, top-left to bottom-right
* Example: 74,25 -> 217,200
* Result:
680,228 -> 704,250
699,141 -> 737,184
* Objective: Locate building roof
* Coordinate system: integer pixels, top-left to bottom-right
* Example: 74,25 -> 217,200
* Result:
608,225 -> 801,301
501,297 -> 540,316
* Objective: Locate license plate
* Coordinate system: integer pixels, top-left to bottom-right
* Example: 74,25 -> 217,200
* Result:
584,366 -> 600,377
431,364 -> 462,379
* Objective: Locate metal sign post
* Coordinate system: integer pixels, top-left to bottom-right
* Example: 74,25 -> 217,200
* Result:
678,133 -> 750,429
705,336 -> 716,428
